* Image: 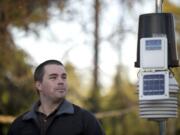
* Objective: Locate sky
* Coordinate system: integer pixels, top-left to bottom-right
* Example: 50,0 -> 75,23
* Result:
11,0 -> 179,88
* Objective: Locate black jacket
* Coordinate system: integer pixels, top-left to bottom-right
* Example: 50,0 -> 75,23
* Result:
8,100 -> 105,135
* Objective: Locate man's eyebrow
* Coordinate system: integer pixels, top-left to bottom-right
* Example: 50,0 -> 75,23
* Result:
49,73 -> 58,76
49,73 -> 67,76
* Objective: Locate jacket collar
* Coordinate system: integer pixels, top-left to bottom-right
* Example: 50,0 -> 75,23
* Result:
23,99 -> 74,120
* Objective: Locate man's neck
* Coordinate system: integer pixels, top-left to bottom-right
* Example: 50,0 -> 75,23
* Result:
38,98 -> 64,116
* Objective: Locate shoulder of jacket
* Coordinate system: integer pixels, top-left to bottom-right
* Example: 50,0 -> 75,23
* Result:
72,104 -> 96,120
11,111 -> 30,124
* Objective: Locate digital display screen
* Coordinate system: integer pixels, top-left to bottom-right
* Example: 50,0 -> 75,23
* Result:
145,39 -> 162,50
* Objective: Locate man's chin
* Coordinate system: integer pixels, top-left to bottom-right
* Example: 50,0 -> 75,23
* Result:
56,93 -> 66,98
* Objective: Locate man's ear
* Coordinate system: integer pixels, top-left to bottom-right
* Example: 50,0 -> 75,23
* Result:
35,81 -> 42,92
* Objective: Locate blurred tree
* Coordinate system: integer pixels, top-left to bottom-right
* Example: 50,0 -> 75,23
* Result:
87,0 -> 101,113
87,0 -> 143,112
65,62 -> 87,106
101,65 -> 137,135
0,0 -> 72,114
0,0 -> 70,134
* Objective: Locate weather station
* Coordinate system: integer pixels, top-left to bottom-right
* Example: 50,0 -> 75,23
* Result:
135,0 -> 179,135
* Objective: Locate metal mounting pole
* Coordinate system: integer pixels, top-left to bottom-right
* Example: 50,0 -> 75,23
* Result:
159,120 -> 166,135
156,0 -> 164,13
156,1 -> 166,134
156,1 -> 166,135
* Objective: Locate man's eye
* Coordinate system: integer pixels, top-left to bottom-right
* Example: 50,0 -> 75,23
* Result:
62,76 -> 66,79
62,75 -> 67,79
50,76 -> 56,79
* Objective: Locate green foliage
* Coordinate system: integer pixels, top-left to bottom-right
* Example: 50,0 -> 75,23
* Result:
163,0 -> 180,34
100,66 -> 140,135
65,62 -> 87,106
0,0 -> 69,117
0,47 -> 36,115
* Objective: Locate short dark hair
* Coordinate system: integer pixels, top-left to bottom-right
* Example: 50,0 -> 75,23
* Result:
34,59 -> 63,82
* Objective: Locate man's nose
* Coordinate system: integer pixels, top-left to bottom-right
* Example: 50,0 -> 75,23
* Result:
57,77 -> 64,84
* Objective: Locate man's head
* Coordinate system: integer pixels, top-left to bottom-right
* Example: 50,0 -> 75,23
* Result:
34,60 -> 68,102
34,60 -> 64,82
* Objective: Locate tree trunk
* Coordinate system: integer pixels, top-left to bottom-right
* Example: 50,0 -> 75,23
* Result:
89,0 -> 101,112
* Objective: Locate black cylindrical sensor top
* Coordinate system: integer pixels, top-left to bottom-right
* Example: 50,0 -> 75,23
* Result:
135,13 -> 179,68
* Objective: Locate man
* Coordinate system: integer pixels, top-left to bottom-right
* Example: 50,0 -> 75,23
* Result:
8,59 -> 105,135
